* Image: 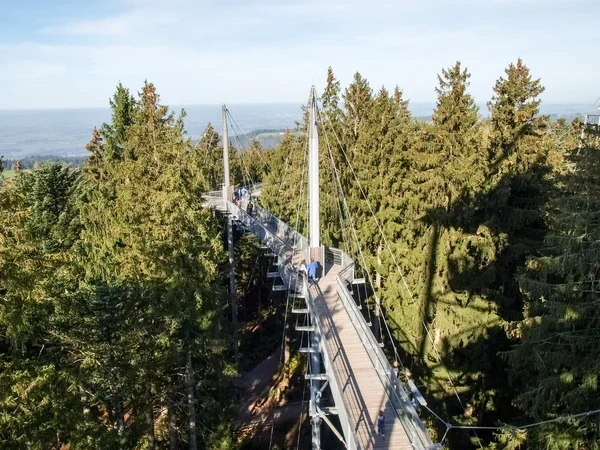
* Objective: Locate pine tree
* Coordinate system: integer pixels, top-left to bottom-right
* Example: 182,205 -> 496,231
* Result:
101,82 -> 135,162
195,122 -> 222,190
343,72 -> 374,146
508,144 -> 600,449
0,163 -> 87,448
78,82 -> 231,449
488,59 -> 546,163
482,59 -> 550,316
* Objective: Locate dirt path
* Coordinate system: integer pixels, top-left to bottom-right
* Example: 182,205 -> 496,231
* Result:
234,348 -> 282,425
234,348 -> 308,448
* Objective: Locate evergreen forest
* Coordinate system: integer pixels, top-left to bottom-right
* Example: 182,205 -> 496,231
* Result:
1,60 -> 599,450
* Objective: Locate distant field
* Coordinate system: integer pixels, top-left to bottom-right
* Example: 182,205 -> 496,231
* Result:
2,170 -> 17,180
1,169 -> 31,180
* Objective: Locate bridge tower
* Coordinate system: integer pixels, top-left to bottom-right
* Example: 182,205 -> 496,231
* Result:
307,86 -> 323,449
222,105 -> 239,366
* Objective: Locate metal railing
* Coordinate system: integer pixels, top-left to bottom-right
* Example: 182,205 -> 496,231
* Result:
252,203 -> 309,252
204,195 -> 302,292
301,276 -> 357,450
334,251 -> 435,449
204,194 -> 435,449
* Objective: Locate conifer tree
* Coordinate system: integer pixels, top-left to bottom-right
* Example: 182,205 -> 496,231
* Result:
343,72 -> 374,146
101,82 -> 135,162
488,59 -> 546,162
76,82 -> 231,449
321,67 -> 344,137
482,59 -> 550,315
509,144 -> 600,449
0,163 -> 86,447
195,122 -> 222,190
378,65 -> 501,445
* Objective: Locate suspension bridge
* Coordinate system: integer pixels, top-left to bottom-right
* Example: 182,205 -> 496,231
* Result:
205,88 -> 439,450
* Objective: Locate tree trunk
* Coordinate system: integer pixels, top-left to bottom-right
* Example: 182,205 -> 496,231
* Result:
146,392 -> 155,450
114,394 -> 125,436
375,242 -> 382,290
185,330 -> 197,450
167,392 -> 178,450
80,386 -> 90,416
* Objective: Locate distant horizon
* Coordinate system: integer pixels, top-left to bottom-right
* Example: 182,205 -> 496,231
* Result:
1,100 -> 599,114
2,101 -> 599,161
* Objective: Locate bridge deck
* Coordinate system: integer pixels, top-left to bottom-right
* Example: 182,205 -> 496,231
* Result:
206,196 -> 429,449
312,266 -> 412,450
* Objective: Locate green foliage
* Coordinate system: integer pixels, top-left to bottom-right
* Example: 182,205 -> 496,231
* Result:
0,82 -> 234,449
508,144 -> 600,449
259,62 -> 586,449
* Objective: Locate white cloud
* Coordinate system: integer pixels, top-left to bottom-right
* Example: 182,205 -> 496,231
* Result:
0,0 -> 598,109
41,10 -> 179,38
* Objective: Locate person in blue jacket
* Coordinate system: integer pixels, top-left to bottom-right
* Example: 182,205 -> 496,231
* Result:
307,258 -> 318,284
376,410 -> 385,437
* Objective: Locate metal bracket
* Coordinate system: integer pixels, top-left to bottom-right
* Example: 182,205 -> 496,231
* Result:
317,406 -> 347,448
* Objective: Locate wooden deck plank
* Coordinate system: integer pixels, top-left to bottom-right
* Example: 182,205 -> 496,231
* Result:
211,202 -> 419,449
309,265 -> 413,450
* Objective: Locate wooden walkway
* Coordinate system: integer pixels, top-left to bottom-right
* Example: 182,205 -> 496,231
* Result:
310,266 -> 413,450
205,197 -> 427,449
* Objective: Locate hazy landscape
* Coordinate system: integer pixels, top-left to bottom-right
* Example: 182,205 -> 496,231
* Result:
1,102 -> 597,160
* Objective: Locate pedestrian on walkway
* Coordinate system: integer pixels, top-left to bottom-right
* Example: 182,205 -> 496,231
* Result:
376,410 -> 385,437
307,258 -> 318,284
297,260 -> 307,277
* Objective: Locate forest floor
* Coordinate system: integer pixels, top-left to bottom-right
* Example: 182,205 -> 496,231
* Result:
234,347 -> 308,449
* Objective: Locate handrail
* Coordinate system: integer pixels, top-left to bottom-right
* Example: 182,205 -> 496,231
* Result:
252,203 -> 309,251
334,264 -> 434,449
204,196 -> 300,290
204,195 -> 434,449
301,277 -> 357,450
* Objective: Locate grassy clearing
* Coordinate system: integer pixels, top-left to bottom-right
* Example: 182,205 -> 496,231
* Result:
1,170 -> 17,180
1,169 -> 32,182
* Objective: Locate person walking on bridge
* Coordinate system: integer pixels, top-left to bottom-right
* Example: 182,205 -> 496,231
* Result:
376,410 -> 385,438
307,258 -> 318,285
297,260 -> 307,277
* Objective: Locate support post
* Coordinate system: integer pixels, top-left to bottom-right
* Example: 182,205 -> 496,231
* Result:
223,104 -> 239,366
307,87 -> 322,449
228,216 -> 239,366
308,297 -> 322,450
308,87 -> 320,249
222,104 -> 232,201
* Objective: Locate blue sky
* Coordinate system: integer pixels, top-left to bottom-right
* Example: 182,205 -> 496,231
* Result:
0,0 -> 598,109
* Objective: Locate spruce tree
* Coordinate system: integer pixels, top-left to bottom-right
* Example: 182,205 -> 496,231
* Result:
508,144 -> 600,449
483,58 -> 550,316
101,82 -> 135,162
195,122 -> 222,190
343,72 -> 374,147
77,82 -> 232,449
0,163 -> 87,448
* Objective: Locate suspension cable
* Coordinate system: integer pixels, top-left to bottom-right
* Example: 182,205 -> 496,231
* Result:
427,405 -> 600,447
321,117 -> 374,327
226,110 -> 273,173
318,107 -> 401,367
319,105 -> 483,447
226,115 -> 256,193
